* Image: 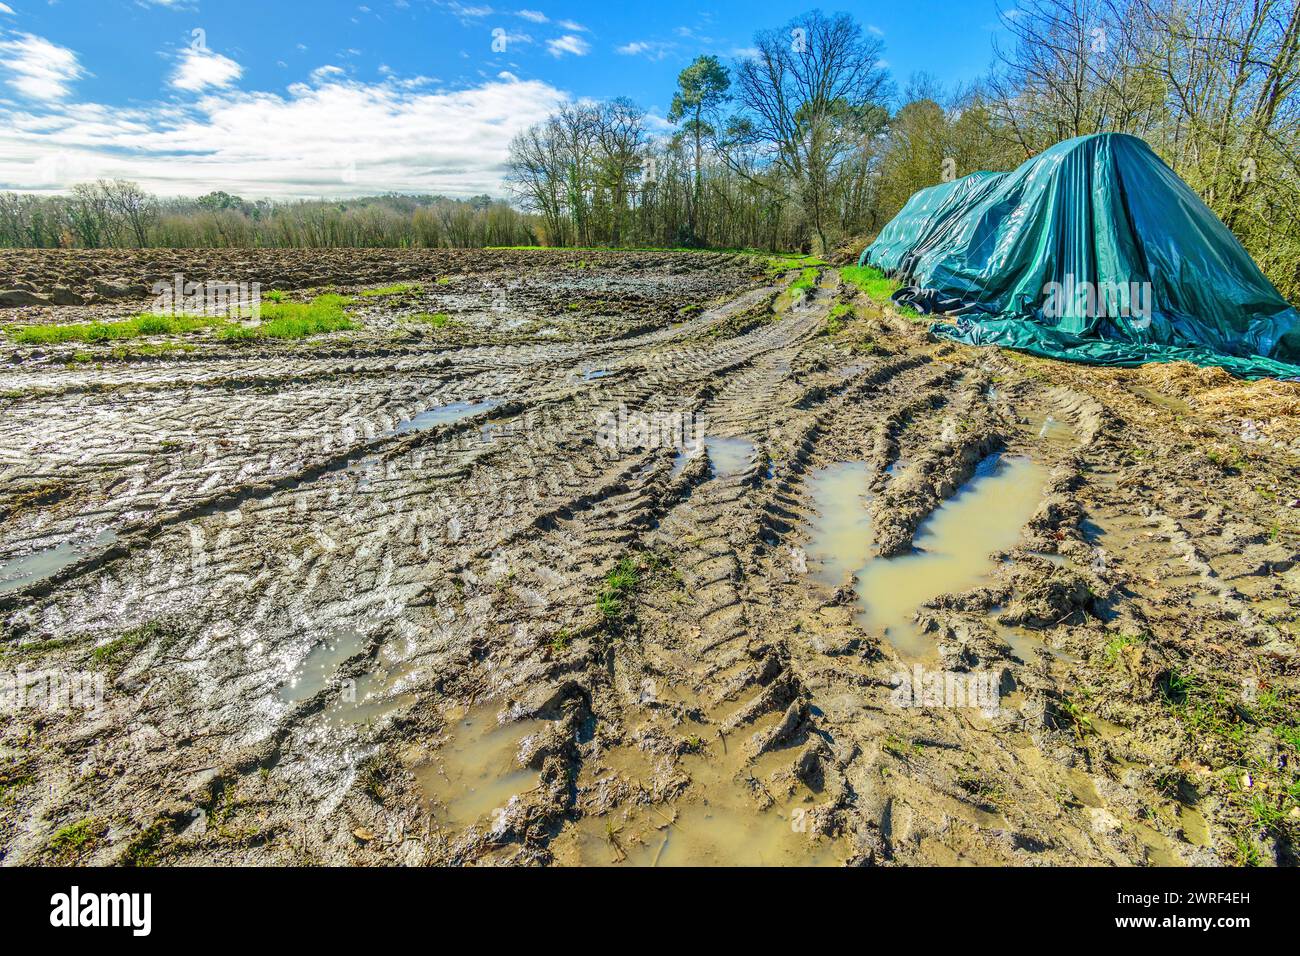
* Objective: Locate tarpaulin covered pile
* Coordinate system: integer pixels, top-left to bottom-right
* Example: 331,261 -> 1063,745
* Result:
858,133 -> 1300,379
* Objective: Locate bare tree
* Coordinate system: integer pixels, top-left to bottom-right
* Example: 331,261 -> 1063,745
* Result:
101,179 -> 157,247
730,10 -> 889,253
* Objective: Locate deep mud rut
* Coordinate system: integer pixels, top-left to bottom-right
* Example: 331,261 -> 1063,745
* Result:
1,249 -> 1298,867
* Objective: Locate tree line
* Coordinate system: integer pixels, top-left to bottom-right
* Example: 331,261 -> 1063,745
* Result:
0,184 -> 538,251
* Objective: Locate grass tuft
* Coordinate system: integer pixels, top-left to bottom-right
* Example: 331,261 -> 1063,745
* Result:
359,282 -> 422,297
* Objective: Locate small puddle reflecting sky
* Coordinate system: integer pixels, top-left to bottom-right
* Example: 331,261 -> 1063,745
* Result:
392,399 -> 500,435
0,529 -> 119,597
704,436 -> 754,477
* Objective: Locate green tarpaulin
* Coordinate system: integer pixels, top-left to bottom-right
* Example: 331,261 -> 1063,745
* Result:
859,133 -> 1300,380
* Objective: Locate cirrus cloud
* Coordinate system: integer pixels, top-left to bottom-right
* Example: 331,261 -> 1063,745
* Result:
545,34 -> 588,57
0,32 -> 85,100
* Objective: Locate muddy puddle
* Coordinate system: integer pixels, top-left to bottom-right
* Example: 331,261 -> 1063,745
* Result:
325,657 -> 419,727
802,454 -> 1048,656
668,435 -> 755,479
279,629 -> 367,706
392,399 -> 500,435
804,461 -> 873,587
669,442 -> 702,479
414,704 -> 543,832
0,529 -> 119,597
557,796 -> 839,866
704,436 -> 755,477
553,739 -> 842,866
1033,414 -> 1075,445
997,620 -> 1078,663
856,454 -> 1047,657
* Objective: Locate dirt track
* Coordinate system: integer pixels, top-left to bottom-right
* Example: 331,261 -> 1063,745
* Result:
1,249 -> 1298,866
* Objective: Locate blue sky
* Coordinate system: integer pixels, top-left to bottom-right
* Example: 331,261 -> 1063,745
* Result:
0,0 -> 1011,198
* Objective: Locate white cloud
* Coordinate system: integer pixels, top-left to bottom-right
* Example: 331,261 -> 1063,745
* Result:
616,41 -> 671,61
546,34 -> 588,57
516,9 -> 547,22
0,32 -> 85,100
170,46 -> 243,92
0,4 -> 15,16
867,24 -> 884,36
0,74 -> 568,199
448,2 -> 493,16
310,64 -> 346,82
556,19 -> 587,32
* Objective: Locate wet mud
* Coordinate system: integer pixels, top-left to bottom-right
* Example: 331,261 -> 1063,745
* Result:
1,250 -> 1297,867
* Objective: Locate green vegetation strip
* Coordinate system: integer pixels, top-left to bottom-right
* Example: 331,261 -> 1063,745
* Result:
7,293 -> 356,345
218,293 -> 355,341
409,311 -> 454,328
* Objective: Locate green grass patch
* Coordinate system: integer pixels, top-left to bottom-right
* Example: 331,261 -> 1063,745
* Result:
219,293 -> 355,341
1157,664 -> 1300,851
9,313 -> 223,345
122,824 -> 166,867
825,303 -> 852,335
840,264 -> 899,301
1102,631 -> 1146,667
359,282 -> 422,297
0,772 -> 34,807
596,551 -> 677,630
839,264 -> 925,320
790,267 -> 819,293
766,254 -> 827,275
8,293 -> 357,346
91,621 -> 166,671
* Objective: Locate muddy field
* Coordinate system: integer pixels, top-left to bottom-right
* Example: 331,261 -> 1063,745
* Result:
1,248 -> 1298,867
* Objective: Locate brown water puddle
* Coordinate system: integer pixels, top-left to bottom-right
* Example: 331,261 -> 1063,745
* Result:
553,737 -> 843,866
804,461 -> 873,587
414,704 -> 544,832
853,454 -> 1048,658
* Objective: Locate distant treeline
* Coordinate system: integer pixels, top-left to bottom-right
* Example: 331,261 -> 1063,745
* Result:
0,185 -> 538,250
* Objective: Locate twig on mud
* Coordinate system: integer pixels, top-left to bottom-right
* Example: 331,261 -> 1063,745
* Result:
647,804 -> 677,828
652,831 -> 669,867
1050,607 -> 1082,628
